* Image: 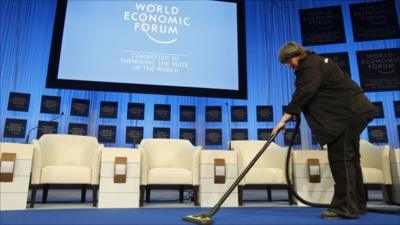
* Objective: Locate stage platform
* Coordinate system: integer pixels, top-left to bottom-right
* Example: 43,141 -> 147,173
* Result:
1,207 -> 399,225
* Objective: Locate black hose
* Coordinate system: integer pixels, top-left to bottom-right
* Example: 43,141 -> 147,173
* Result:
285,117 -> 400,214
284,117 -> 329,208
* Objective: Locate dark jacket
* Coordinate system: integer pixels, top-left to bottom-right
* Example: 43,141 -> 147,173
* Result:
285,52 -> 375,145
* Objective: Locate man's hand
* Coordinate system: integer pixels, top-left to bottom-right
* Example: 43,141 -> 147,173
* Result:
271,113 -> 293,136
272,121 -> 286,136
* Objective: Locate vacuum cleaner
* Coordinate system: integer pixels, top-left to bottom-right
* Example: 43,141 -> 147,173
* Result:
183,129 -> 280,225
183,118 -> 400,225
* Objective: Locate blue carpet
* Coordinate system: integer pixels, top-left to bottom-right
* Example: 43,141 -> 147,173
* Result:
0,207 -> 399,225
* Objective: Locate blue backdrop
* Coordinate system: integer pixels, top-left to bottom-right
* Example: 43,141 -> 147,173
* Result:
1,0 -> 399,149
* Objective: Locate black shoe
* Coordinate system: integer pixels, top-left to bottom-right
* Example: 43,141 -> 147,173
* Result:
321,209 -> 359,219
358,209 -> 367,215
358,204 -> 367,214
321,210 -> 342,219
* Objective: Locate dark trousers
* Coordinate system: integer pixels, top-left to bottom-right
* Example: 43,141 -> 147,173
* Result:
327,111 -> 374,217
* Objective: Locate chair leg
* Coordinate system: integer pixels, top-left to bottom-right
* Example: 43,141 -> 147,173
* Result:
81,184 -> 88,202
139,185 -> 146,207
364,184 -> 369,201
30,185 -> 38,208
238,185 -> 244,206
179,186 -> 184,203
42,184 -> 49,203
146,186 -> 151,202
193,185 -> 199,206
92,185 -> 98,207
267,186 -> 272,202
382,184 -> 393,204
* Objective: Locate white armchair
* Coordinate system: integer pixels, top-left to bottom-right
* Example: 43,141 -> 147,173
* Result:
139,138 -> 200,206
230,140 -> 293,205
30,134 -> 102,207
360,139 -> 392,203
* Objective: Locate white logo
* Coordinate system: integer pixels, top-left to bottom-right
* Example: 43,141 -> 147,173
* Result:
124,3 -> 191,44
362,52 -> 398,74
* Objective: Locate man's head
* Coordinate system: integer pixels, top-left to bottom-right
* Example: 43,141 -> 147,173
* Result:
278,41 -> 307,70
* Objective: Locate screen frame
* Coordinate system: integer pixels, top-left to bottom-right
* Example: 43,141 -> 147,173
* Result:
46,0 -> 247,99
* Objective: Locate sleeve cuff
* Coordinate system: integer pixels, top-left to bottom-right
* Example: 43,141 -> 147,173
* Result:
285,105 -> 302,115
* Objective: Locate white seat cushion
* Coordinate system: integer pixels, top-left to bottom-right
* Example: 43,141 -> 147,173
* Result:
148,168 -> 192,185
40,165 -> 91,184
244,168 -> 286,184
362,167 -> 384,184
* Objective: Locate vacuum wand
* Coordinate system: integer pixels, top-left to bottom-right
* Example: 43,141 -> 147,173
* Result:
183,132 -> 279,225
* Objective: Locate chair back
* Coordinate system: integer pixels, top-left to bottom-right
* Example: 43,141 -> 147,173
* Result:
230,140 -> 287,170
38,134 -> 99,167
140,138 -> 197,170
360,139 -> 386,169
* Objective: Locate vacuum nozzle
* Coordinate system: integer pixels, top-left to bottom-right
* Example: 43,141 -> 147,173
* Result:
183,213 -> 213,225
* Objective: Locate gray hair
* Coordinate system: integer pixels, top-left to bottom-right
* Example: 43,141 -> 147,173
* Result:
278,41 -> 307,64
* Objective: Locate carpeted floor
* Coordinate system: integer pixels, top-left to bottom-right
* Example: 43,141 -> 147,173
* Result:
1,207 -> 399,225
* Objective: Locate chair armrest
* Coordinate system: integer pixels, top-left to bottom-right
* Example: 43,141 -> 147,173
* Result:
91,147 -> 102,185
139,146 -> 148,185
192,146 -> 201,185
234,150 -> 246,185
381,146 -> 392,185
30,140 -> 42,185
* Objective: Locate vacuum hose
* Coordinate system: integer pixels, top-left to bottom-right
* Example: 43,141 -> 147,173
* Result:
286,117 -> 400,214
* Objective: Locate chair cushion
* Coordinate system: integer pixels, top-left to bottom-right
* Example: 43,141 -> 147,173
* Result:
148,168 -> 193,184
40,165 -> 91,184
362,167 -> 384,184
244,168 -> 286,184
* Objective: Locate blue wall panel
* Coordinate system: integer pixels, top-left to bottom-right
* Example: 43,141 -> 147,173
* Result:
0,0 -> 399,149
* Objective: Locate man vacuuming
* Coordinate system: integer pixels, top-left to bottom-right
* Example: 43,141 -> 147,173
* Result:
272,41 -> 376,219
